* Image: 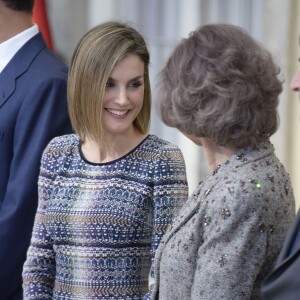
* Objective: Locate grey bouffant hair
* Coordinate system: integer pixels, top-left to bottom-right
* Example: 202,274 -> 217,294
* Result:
157,23 -> 282,148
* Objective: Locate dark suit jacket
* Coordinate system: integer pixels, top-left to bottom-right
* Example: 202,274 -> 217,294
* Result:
261,209 -> 300,300
0,33 -> 72,300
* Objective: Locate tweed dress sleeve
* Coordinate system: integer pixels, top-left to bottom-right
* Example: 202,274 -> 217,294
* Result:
190,181 -> 269,300
145,144 -> 188,299
22,139 -> 60,299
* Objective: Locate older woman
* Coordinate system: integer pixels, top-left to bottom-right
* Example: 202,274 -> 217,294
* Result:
150,24 -> 295,300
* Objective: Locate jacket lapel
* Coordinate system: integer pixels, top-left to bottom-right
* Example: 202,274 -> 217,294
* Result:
0,70 -> 16,109
151,183 -> 216,300
163,185 -> 215,245
0,33 -> 46,109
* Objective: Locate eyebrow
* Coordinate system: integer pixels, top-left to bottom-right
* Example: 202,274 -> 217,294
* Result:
108,75 -> 144,82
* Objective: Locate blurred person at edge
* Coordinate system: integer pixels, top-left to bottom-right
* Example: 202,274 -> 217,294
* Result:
22,21 -> 188,299
149,23 -> 295,300
261,38 -> 300,300
0,0 -> 72,299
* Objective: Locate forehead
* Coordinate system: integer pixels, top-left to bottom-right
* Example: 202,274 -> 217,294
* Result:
110,54 -> 145,78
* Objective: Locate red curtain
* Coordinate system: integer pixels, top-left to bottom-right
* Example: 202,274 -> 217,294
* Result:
33,0 -> 54,50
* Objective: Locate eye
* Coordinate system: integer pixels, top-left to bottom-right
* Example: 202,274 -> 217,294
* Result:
106,80 -> 115,88
129,80 -> 143,88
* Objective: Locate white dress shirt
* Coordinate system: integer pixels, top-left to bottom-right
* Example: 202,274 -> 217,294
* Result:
0,24 -> 39,73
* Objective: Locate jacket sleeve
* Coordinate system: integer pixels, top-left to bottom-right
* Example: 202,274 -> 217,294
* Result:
190,184 -> 268,300
0,77 -> 72,299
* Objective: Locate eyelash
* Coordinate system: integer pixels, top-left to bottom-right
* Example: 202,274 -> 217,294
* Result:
129,81 -> 142,88
106,81 -> 142,88
106,81 -> 115,88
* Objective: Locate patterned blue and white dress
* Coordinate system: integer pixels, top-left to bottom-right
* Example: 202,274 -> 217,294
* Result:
23,134 -> 188,300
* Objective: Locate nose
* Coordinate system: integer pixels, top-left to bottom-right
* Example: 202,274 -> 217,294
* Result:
115,87 -> 129,105
290,69 -> 300,91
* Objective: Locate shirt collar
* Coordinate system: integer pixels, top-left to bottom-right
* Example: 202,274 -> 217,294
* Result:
0,24 -> 39,73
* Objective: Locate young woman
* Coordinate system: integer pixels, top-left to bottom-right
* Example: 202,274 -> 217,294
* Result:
22,21 -> 188,300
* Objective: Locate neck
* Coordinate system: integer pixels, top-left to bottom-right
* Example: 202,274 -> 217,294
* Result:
0,2 -> 33,43
81,131 -> 147,163
201,138 -> 236,173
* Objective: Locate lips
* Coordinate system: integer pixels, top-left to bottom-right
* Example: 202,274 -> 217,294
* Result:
106,108 -> 129,116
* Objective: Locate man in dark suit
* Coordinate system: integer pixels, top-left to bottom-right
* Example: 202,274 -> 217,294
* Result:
0,0 -> 72,298
261,47 -> 300,300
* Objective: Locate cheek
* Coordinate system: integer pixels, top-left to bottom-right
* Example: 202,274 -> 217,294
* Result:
290,70 -> 300,90
134,89 -> 145,107
102,91 -> 112,104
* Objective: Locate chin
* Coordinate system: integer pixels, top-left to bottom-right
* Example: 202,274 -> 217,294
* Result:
191,139 -> 202,146
183,132 -> 202,146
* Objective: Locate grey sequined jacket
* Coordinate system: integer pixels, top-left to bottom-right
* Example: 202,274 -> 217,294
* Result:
149,140 -> 295,300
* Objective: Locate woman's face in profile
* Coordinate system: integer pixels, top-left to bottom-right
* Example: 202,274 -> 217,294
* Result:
290,69 -> 300,97
290,39 -> 300,99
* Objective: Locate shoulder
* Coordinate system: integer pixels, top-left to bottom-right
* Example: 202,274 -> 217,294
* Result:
31,52 -> 68,83
141,135 -> 184,160
16,34 -> 68,81
34,50 -> 68,80
206,149 -> 294,218
42,134 -> 79,162
38,135 -> 79,184
46,133 -> 78,150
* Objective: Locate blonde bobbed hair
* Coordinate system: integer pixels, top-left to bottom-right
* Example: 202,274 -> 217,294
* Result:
68,21 -> 151,146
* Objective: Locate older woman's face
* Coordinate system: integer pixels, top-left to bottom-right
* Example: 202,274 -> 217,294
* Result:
290,39 -> 300,99
290,69 -> 300,97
